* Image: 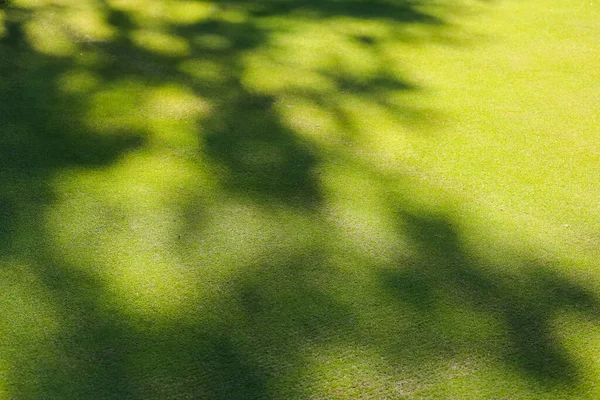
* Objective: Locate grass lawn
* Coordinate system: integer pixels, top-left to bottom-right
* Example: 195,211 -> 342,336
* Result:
1,0 -> 600,398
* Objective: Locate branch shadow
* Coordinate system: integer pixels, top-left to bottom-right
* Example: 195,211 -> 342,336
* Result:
0,12 -> 144,255
215,0 -> 444,24
381,210 -> 600,386
3,0 -> 597,399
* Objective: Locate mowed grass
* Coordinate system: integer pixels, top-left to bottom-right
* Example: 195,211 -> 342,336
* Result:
1,0 -> 600,398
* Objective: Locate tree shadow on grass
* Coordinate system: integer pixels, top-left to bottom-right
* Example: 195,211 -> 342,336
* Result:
381,210 -> 600,387
3,0 -> 599,399
0,12 -> 144,255
203,90 -> 322,207
215,0 -> 444,24
0,11 -> 144,398
169,206 -> 600,397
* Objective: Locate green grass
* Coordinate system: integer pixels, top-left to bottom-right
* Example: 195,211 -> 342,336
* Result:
1,0 -> 600,398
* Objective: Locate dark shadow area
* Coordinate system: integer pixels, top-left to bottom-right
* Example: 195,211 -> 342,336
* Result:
215,0 -> 444,24
15,255 -> 133,399
90,0 -> 442,207
204,91 -> 321,206
381,210 -> 600,386
0,12 -> 144,256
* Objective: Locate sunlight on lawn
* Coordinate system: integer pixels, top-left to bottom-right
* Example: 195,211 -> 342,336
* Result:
406,0 -> 600,264
0,11 -> 6,39
1,0 -> 600,398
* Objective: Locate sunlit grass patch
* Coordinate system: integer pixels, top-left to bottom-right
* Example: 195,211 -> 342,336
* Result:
131,29 -> 190,57
400,0 -> 600,268
86,81 -> 211,145
108,0 -> 215,26
61,7 -> 116,42
46,155 -> 213,321
0,11 -> 6,39
243,55 -> 338,94
25,11 -> 79,56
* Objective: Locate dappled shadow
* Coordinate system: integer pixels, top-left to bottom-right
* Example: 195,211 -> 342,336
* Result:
204,90 -> 321,207
215,0 -> 444,24
0,9 -> 144,255
382,211 -> 600,386
2,0 -> 599,399
0,9 -> 144,397
12,254 -> 133,398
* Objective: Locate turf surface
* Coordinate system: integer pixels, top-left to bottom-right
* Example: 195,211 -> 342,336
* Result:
1,0 -> 600,398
